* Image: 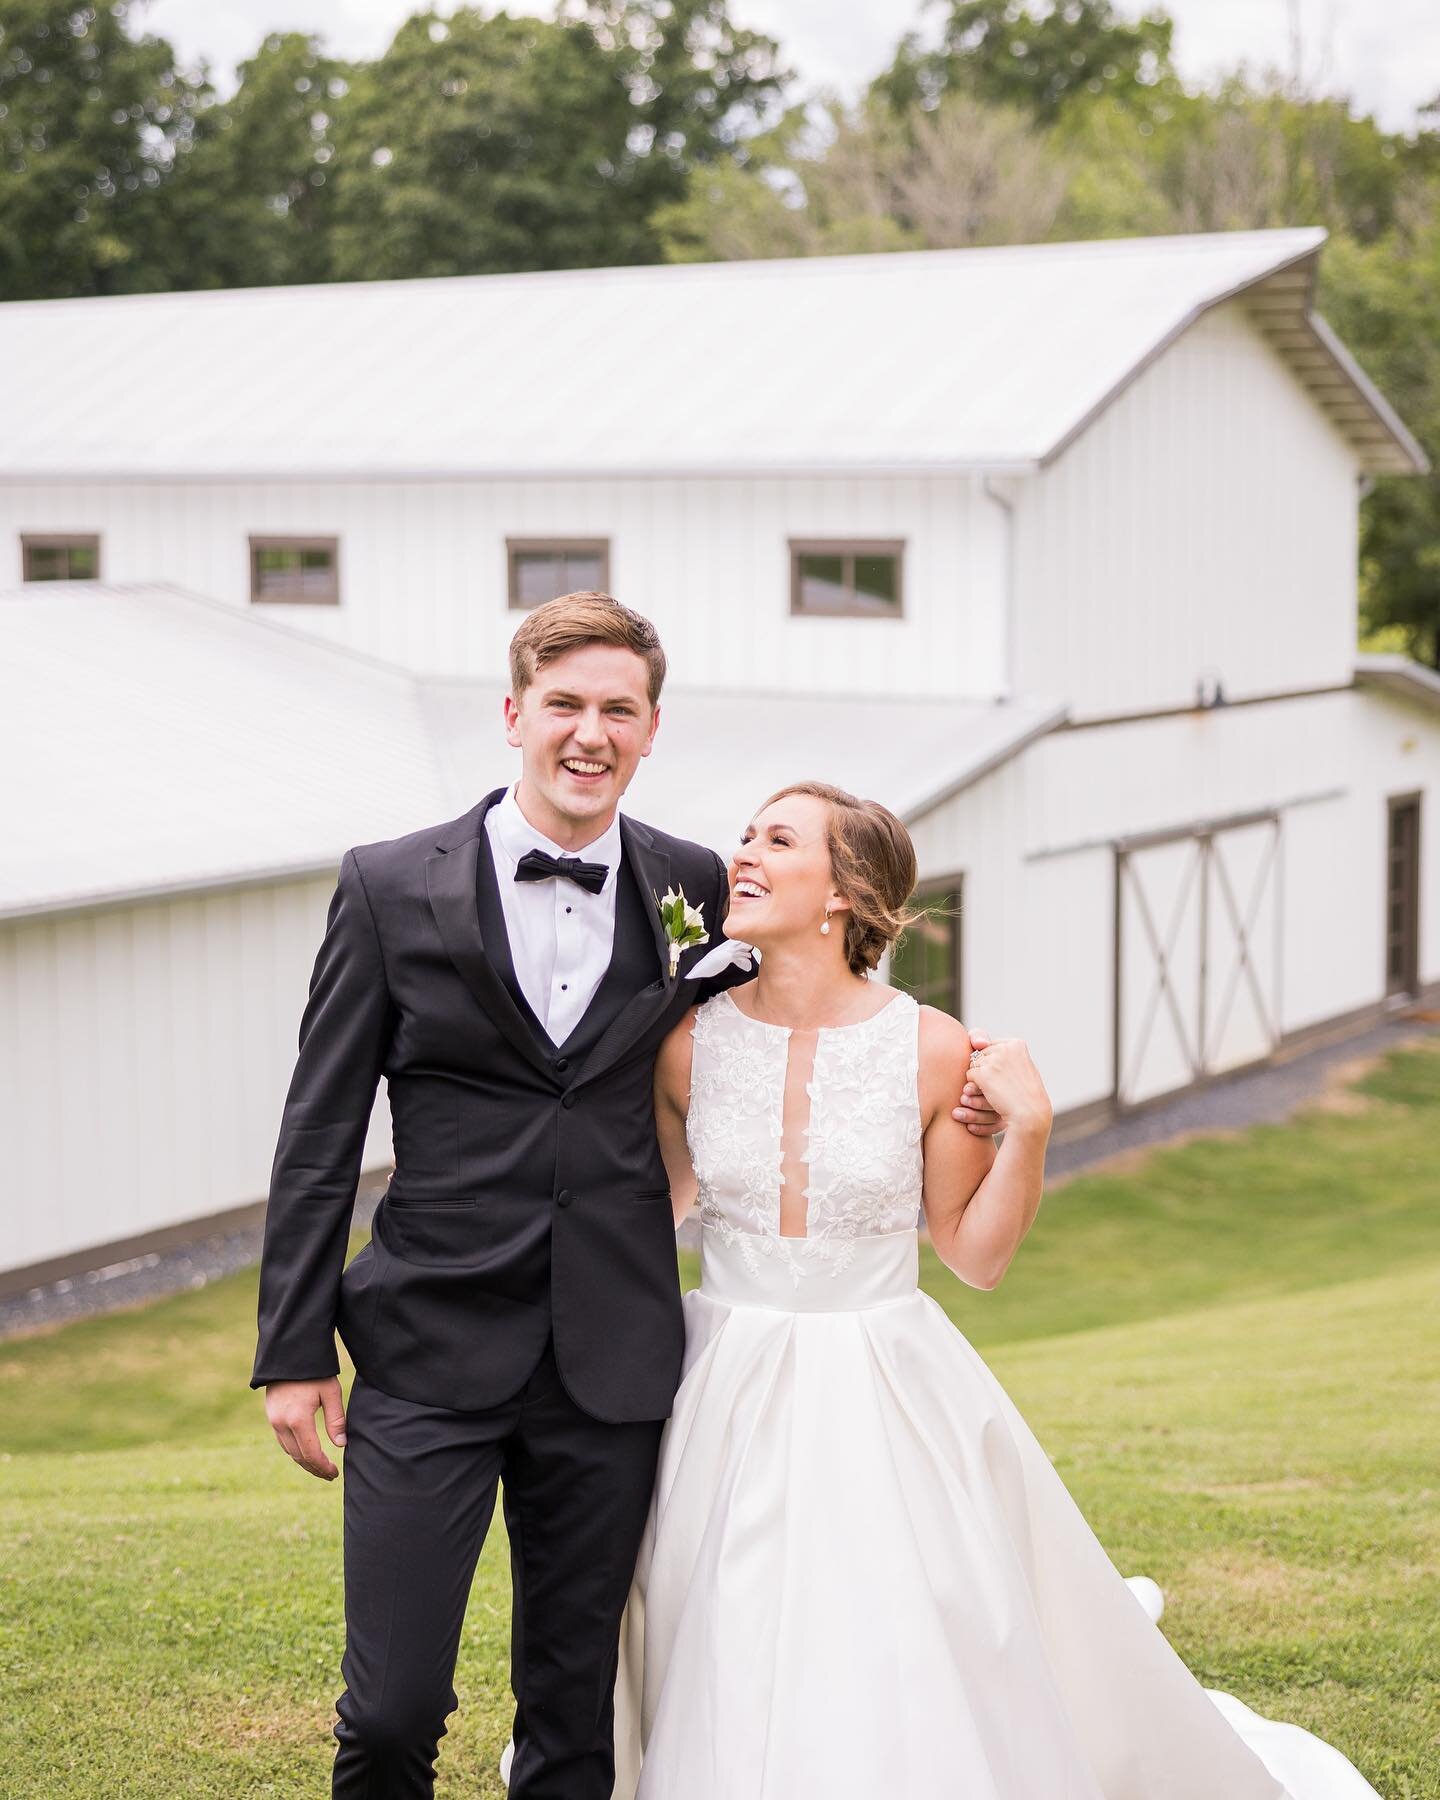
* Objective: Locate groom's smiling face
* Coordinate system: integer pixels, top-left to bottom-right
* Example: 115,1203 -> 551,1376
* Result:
504,643 -> 660,847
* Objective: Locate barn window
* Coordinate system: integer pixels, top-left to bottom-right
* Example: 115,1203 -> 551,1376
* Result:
249,537 -> 340,604
22,535 -> 100,581
891,881 -> 963,1018
789,540 -> 903,617
507,539 -> 610,609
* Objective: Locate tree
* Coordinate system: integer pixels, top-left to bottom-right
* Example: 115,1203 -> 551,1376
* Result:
875,0 -> 1177,127
653,136 -> 821,263
0,0 -> 791,295
163,33 -> 348,290
886,90 -> 1070,245
1055,80 -> 1408,244
0,0 -> 207,297
323,8 -> 643,280
655,88 -> 1069,261
1321,190 -> 1440,668
572,0 -> 791,206
324,2 -> 788,282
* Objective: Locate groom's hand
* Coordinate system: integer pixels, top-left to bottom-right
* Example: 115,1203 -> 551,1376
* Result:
264,1377 -> 348,1480
951,1029 -> 1005,1136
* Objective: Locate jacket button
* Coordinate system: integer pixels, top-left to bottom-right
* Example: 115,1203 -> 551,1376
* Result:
554,1057 -> 570,1073
561,1092 -> 576,1109
557,1189 -> 573,1208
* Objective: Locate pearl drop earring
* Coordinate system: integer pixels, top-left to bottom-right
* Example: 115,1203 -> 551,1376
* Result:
820,908 -> 832,936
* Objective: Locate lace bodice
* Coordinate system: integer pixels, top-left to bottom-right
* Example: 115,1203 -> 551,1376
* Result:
687,989 -> 924,1247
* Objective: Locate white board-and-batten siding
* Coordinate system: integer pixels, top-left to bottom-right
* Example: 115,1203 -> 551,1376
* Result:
1015,303 -> 1362,718
0,874 -> 391,1277
0,474 -> 1009,701
908,684 -> 1439,1117
1,301 -> 1361,716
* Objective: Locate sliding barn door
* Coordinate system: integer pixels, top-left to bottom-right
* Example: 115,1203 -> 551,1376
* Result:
1114,814 -> 1281,1107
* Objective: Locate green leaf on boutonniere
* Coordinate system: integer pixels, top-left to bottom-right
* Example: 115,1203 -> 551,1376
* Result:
656,884 -> 709,974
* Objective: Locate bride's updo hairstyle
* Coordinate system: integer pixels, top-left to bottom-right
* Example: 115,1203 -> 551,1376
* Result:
763,781 -> 921,977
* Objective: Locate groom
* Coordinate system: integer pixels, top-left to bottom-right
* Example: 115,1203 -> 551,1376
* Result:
251,591 -> 1002,1796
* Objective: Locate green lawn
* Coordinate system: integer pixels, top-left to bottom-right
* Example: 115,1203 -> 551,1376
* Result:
1,1039 -> 1437,1796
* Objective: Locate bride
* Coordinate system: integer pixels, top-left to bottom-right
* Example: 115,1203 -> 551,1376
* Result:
598,780 -> 1382,1799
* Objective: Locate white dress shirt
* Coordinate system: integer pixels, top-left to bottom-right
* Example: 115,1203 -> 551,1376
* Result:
484,782 -> 623,1045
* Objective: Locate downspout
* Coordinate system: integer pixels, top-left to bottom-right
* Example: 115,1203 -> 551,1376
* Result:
982,474 -> 1018,700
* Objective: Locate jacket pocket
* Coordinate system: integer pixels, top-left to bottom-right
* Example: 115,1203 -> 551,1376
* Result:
384,1192 -> 476,1210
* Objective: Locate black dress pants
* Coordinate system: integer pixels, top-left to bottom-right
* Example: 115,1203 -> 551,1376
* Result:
331,1338 -> 664,1799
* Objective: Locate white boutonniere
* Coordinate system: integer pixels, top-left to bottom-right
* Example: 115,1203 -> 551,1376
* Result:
656,885 -> 708,977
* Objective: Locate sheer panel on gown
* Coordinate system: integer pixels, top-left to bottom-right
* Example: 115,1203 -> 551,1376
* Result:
598,990 -> 1382,1800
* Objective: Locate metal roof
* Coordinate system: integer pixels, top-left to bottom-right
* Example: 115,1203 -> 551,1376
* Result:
0,228 -> 1423,481
1,582 -> 1064,919
0,582 -> 452,919
1354,653 -> 1440,713
420,679 -> 1067,858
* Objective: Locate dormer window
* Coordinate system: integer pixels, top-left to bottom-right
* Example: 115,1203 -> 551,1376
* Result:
22,535 -> 100,581
249,536 -> 340,604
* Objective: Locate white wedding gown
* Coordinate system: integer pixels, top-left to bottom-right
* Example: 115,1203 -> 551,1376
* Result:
599,988 -> 1382,1800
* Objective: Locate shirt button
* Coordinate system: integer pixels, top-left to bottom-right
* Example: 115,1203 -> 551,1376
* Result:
565,906 -> 572,914
557,1189 -> 573,1208
560,982 -> 568,990
561,1092 -> 576,1110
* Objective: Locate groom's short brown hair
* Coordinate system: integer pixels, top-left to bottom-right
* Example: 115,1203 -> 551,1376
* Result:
508,591 -> 667,707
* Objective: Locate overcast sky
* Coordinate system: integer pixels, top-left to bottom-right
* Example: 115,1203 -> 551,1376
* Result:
131,0 -> 1439,133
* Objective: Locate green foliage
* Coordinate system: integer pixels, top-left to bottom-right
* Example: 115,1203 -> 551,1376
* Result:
574,0 -> 794,178
1321,201 -> 1440,667
0,0 -> 208,297
324,8 -> 649,280
162,33 -> 347,290
320,3 -> 788,280
657,87 -> 1073,260
653,153 -> 815,262
1054,81 -> 1409,241
0,0 -> 789,293
874,0 -> 1178,127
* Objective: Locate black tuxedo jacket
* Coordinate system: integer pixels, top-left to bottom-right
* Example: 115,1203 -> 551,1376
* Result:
249,786 -> 749,1421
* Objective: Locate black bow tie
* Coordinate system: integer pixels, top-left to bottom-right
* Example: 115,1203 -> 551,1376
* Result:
514,846 -> 610,896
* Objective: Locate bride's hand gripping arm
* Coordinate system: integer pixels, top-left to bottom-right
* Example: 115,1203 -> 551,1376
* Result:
917,1008 -> 1054,1290
655,1005 -> 700,1227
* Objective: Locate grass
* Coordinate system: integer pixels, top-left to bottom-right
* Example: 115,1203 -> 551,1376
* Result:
1,1039 -> 1437,1795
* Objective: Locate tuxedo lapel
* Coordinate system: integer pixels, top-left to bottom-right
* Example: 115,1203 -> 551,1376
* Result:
619,811 -> 675,990
622,813 -> 676,981
571,813 -> 678,1091
424,792 -> 558,1084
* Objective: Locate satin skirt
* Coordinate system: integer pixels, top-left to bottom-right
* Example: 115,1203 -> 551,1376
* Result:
608,1225 -> 1380,1800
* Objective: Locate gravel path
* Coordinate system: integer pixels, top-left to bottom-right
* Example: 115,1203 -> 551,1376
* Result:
4,1007 -> 1436,1343
1044,1006 -> 1439,1180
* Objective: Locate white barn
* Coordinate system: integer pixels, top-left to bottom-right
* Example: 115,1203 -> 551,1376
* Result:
2,225 -> 1436,1287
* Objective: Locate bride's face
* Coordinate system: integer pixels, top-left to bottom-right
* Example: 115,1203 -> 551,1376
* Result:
725,793 -> 849,948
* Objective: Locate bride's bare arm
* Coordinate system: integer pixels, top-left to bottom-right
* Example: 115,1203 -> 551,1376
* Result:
655,1006 -> 700,1226
917,1007 -> 1053,1290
